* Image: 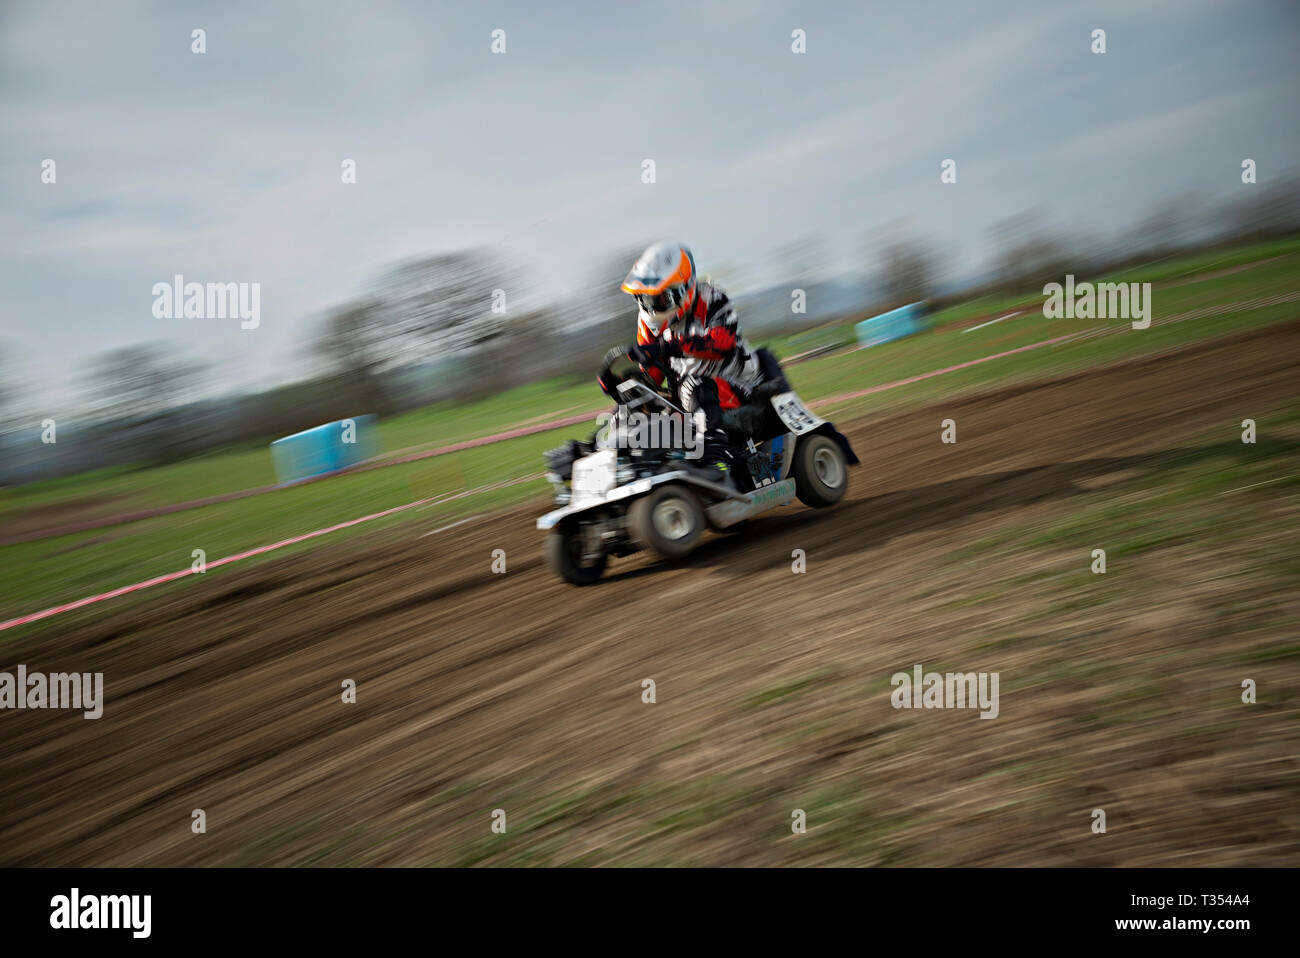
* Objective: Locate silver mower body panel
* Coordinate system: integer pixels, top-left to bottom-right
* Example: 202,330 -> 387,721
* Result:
537,467 -> 761,531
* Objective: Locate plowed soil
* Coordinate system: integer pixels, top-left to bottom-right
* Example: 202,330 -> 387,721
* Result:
2,321 -> 1298,866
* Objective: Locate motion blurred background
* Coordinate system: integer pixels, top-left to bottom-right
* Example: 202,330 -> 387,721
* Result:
1,0 -> 1298,480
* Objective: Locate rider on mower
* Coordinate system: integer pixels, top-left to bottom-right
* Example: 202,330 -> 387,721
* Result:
546,242 -> 784,483
614,241 -> 764,439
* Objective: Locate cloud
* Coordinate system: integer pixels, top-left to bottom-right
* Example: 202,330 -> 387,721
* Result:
1,0 -> 1298,409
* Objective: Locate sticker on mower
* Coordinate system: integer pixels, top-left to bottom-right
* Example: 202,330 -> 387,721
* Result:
771,392 -> 824,435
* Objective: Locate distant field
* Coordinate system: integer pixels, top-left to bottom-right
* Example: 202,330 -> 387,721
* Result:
2,237 -> 1298,630
7,236 -> 1297,522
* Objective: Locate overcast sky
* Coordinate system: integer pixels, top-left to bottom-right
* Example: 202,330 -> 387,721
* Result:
1,0 -> 1297,410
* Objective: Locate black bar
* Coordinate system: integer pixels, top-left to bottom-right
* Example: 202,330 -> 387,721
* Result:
0,867 -> 1278,945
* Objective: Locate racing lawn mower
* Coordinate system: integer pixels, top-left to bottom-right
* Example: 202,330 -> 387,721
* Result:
538,347 -> 858,584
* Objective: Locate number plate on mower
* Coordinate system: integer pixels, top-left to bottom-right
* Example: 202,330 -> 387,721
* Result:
772,392 -> 824,435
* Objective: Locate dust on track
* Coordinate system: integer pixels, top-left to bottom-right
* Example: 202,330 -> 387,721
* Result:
2,321 -> 1298,865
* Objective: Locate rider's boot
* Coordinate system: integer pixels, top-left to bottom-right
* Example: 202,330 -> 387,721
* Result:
682,424 -> 735,484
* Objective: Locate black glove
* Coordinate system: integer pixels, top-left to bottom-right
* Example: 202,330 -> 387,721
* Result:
597,368 -> 620,398
627,341 -> 664,367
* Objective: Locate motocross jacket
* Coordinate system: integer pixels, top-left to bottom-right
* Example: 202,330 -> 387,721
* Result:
635,281 -> 762,402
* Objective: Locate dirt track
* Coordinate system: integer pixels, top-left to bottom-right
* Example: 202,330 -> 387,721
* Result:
2,322 -> 1298,866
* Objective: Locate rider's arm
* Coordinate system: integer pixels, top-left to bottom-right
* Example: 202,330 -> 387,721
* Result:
677,288 -> 739,362
635,325 -> 668,386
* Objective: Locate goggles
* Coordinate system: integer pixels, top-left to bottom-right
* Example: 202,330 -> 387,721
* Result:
635,285 -> 685,315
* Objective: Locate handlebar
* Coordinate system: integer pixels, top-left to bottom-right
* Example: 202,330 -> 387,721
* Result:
598,345 -> 686,415
599,345 -> 675,393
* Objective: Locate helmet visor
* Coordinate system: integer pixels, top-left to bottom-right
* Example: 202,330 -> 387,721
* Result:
635,286 -> 684,315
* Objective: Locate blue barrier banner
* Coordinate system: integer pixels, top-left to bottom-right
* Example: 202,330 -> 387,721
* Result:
269,415 -> 379,485
855,302 -> 925,348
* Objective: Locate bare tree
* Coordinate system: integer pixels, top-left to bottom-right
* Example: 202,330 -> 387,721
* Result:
313,299 -> 393,414
369,248 -> 517,359
470,309 -> 565,394
80,344 -> 206,463
83,345 -> 201,419
878,236 -> 935,305
1216,170 -> 1300,242
534,246 -> 647,377
1135,192 -> 1206,255
988,211 -> 1074,290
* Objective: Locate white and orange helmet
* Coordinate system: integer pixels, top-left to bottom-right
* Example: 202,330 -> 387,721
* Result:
621,241 -> 697,333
